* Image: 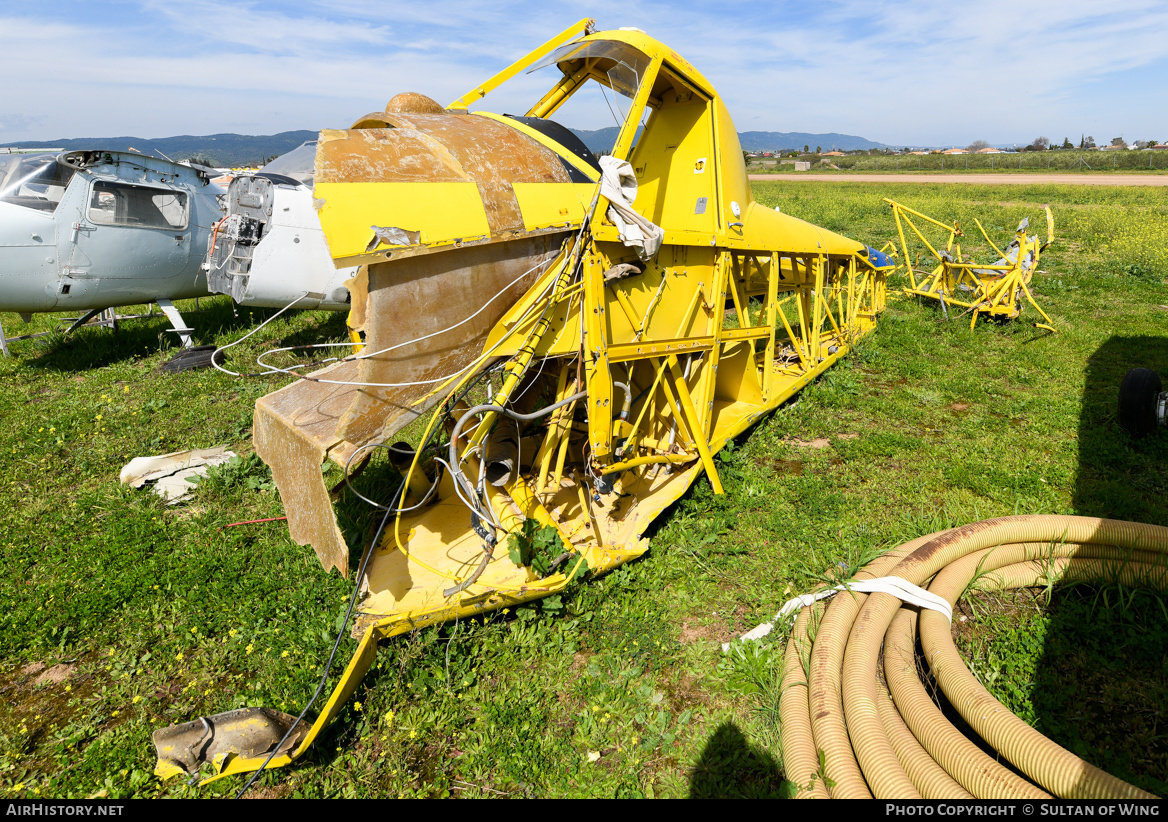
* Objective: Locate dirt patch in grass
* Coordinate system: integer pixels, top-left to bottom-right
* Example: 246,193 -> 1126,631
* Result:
951,587 -> 1043,646
787,437 -> 831,449
242,783 -> 292,799
758,458 -> 804,476
24,662 -> 78,686
664,673 -> 703,714
679,621 -> 721,645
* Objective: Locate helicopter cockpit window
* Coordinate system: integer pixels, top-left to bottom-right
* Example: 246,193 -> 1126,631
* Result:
88,181 -> 188,230
0,154 -> 76,213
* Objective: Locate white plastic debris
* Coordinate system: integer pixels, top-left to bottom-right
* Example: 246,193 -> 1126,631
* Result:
119,447 -> 236,503
722,576 -> 954,652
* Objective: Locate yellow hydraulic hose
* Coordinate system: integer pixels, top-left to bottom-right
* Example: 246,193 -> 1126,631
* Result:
778,515 -> 1166,800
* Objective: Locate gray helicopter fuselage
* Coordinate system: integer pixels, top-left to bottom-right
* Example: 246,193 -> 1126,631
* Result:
0,150 -> 223,314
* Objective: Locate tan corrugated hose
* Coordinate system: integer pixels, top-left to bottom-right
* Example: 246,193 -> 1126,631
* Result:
778,515 -> 1166,799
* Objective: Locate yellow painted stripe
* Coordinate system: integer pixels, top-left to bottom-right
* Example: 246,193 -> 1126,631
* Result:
512,182 -> 597,231
315,181 -> 491,262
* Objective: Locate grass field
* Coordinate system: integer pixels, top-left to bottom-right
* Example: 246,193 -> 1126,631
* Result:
747,149 -> 1168,174
1,181 -> 1166,798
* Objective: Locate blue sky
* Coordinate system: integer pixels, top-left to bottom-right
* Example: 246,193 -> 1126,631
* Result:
3,0 -> 1167,147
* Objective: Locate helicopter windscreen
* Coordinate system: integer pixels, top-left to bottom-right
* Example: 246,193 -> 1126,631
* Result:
259,142 -> 317,188
0,154 -> 76,213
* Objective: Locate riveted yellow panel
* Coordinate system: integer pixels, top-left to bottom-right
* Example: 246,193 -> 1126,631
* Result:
512,182 -> 597,231
315,181 -> 491,263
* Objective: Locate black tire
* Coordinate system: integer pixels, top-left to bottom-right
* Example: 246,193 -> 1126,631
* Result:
161,345 -> 218,374
1118,367 -> 1162,437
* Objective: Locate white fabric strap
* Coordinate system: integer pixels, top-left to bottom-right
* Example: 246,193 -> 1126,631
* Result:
722,576 -> 953,652
598,155 -> 663,261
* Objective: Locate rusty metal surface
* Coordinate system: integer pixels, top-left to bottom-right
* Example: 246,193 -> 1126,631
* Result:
319,113 -> 572,236
250,111 -> 584,576
256,235 -> 569,575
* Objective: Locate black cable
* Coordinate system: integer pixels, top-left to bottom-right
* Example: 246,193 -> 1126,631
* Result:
342,441 -> 441,512
231,241 -> 585,793
233,480 -> 400,798
232,357 -> 508,796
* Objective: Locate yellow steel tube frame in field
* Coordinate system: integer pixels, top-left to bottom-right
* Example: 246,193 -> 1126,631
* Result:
885,198 -> 1055,332
159,23 -> 893,786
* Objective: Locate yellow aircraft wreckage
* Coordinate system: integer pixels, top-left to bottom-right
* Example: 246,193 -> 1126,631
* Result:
885,198 -> 1056,332
154,19 -> 892,783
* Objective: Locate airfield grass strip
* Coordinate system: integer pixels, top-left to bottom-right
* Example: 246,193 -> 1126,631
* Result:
0,181 -> 1165,798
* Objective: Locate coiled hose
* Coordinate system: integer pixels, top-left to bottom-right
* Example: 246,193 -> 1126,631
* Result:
778,515 -> 1166,800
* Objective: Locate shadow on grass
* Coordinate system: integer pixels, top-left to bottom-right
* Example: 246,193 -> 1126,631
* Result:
1013,333 -> 1168,796
1029,586 -> 1167,796
18,298 -> 351,374
1073,335 -> 1168,521
274,310 -> 350,352
688,722 -> 788,798
21,297 -> 272,372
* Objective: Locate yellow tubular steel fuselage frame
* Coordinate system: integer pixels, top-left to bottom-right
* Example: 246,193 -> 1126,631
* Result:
190,25 -> 892,784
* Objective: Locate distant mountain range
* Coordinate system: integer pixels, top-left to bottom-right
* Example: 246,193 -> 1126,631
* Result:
5,131 -> 319,167
737,131 -> 885,152
4,127 -> 885,167
566,127 -> 885,154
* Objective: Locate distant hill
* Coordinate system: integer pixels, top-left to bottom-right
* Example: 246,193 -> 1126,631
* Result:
566,127 -> 621,154
567,127 -> 885,154
5,131 -> 319,168
6,126 -> 885,167
737,131 -> 885,152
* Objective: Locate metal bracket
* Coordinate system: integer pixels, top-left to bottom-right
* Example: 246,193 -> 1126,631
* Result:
156,298 -> 194,349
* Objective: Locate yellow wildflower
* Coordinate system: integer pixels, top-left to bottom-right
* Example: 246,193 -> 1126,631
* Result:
354,701 -> 363,712
246,644 -> 255,654
409,730 -> 417,739
281,650 -> 289,658
175,653 -> 184,661
132,695 -> 142,704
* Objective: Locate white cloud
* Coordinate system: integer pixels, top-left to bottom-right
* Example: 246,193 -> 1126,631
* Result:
2,1 -> 1166,144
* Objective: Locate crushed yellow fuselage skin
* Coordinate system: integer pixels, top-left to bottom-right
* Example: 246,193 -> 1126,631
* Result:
156,20 -> 891,783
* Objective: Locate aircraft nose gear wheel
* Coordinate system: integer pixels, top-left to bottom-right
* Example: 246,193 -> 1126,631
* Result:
1118,367 -> 1164,437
